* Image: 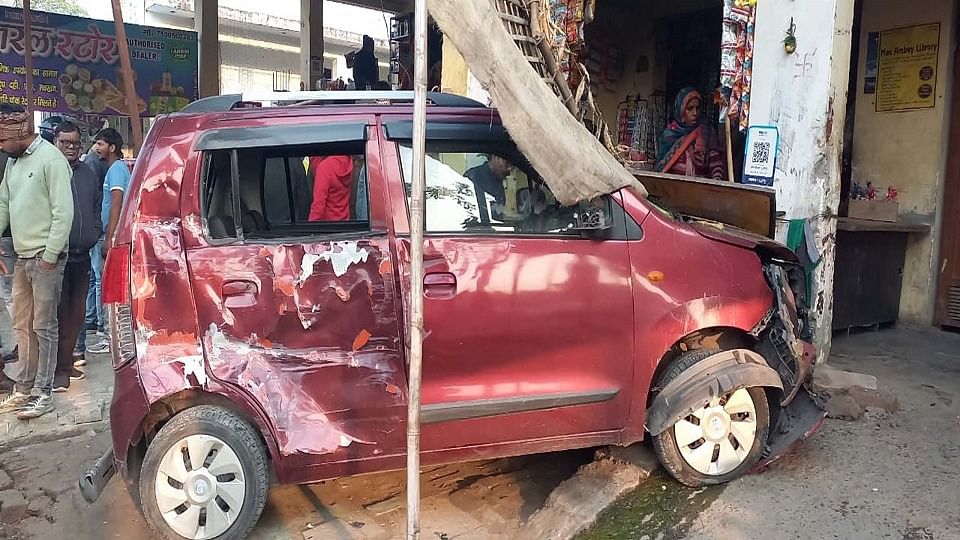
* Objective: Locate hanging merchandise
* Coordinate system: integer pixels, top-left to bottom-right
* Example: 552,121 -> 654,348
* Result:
719,0 -> 755,130
731,7 -> 756,132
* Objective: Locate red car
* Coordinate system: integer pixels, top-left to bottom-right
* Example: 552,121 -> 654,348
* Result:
79,92 -> 823,540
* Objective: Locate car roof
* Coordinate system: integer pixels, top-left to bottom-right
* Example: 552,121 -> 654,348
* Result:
176,91 -> 489,117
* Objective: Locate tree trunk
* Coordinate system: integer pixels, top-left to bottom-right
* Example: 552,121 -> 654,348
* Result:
427,0 -> 646,205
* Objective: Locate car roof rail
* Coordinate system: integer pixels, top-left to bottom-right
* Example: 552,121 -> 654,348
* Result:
178,91 -> 486,114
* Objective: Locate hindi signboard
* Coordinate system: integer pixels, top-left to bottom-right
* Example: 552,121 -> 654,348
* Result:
0,7 -> 198,116
876,23 -> 940,113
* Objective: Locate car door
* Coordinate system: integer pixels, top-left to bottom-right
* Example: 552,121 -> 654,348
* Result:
181,116 -> 408,472
381,120 -> 636,452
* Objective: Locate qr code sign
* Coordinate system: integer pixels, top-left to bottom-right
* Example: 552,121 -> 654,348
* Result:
751,141 -> 771,164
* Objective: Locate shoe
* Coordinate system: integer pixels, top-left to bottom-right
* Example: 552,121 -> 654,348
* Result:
84,322 -> 98,333
3,346 -> 17,363
0,391 -> 30,414
73,356 -> 87,368
87,340 -> 110,354
16,395 -> 54,420
53,380 -> 69,393
70,368 -> 85,381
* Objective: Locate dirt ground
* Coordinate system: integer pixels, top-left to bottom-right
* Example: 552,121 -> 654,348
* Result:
581,326 -> 960,539
1,327 -> 957,539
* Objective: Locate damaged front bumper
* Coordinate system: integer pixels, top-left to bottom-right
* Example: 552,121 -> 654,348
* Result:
753,263 -> 826,467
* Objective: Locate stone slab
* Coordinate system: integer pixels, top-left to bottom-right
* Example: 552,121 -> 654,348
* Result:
812,364 -> 878,393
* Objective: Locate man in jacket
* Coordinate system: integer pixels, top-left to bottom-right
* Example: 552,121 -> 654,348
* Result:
0,105 -> 74,420
52,122 -> 101,391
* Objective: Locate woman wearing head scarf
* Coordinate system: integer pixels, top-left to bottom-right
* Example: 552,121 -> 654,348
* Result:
656,88 -> 726,180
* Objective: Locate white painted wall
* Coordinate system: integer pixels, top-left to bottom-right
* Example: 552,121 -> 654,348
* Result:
750,0 -> 855,357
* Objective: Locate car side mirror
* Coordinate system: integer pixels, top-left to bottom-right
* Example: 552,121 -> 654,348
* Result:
572,197 -> 613,231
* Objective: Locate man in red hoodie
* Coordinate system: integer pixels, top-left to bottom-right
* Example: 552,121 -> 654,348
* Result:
308,155 -> 355,221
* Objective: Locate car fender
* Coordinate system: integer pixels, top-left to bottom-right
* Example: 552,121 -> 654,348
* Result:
645,349 -> 783,436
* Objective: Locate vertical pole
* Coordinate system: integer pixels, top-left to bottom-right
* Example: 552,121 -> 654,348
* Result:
111,0 -> 143,153
405,0 -> 427,538
725,120 -> 735,182
22,0 -> 34,123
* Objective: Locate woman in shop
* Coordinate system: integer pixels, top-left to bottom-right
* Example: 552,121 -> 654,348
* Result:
655,87 -> 726,180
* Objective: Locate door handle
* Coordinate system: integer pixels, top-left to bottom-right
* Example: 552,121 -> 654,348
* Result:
424,272 -> 457,299
222,280 -> 258,308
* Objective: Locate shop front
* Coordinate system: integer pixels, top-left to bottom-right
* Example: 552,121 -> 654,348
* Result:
0,6 -> 199,154
840,0 -> 958,331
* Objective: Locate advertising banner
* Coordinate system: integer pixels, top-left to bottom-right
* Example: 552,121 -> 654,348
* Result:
0,7 -> 198,116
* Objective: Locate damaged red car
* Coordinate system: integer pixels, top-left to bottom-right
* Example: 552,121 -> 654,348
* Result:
79,92 -> 824,540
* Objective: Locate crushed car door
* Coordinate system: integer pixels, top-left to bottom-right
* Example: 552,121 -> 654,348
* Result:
181,117 -> 407,469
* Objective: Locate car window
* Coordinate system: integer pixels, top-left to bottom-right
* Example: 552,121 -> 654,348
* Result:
203,143 -> 370,241
397,142 -> 579,235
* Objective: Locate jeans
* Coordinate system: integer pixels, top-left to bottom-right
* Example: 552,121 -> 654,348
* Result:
85,238 -> 104,329
78,238 -> 104,355
11,256 -> 66,396
55,259 -> 90,389
0,237 -> 15,361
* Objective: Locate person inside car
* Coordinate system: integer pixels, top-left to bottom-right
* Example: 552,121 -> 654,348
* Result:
465,154 -> 514,223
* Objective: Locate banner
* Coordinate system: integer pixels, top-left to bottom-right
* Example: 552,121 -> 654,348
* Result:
876,23 -> 940,113
0,7 -> 198,116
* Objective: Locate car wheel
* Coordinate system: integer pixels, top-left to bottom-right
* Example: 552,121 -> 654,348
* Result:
652,349 -> 770,487
139,405 -> 269,540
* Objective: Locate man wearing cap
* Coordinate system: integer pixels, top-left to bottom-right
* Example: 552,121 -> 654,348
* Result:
0,104 -> 74,420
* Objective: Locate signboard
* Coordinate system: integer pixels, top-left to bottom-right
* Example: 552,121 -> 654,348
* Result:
0,7 -> 198,116
876,23 -> 940,112
743,125 -> 779,187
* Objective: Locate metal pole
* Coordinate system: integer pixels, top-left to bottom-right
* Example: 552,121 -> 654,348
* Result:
110,0 -> 144,154
405,0 -> 428,538
22,0 -> 34,123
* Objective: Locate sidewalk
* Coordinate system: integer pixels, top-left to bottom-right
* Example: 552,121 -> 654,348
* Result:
0,348 -> 112,451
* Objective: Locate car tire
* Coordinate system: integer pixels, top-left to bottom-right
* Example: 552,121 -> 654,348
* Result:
652,349 -> 770,488
139,405 -> 269,540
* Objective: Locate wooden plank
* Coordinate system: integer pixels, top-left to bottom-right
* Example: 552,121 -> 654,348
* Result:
836,218 -> 930,233
633,171 -> 775,238
428,0 -> 645,204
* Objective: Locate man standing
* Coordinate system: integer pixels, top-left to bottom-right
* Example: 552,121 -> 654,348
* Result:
53,122 -> 101,391
351,35 -> 379,91
94,128 -> 130,261
0,105 -> 74,419
87,130 -> 130,351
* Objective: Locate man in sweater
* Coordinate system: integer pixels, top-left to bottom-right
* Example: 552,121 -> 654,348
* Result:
0,105 -> 74,420
52,121 -> 101,391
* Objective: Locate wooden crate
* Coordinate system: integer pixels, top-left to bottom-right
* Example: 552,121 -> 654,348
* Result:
846,199 -> 899,222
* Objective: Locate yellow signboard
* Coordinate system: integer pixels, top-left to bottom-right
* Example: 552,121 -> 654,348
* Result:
876,23 -> 941,112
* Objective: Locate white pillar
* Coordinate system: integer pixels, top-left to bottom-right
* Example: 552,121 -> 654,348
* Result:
300,0 -> 324,90
750,0 -> 856,360
196,0 -> 220,97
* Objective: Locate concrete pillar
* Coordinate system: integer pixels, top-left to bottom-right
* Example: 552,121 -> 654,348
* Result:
196,0 -> 220,97
300,0 -> 324,90
749,0 -> 855,360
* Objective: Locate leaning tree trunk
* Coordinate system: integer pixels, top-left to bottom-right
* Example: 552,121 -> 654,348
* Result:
427,0 -> 647,205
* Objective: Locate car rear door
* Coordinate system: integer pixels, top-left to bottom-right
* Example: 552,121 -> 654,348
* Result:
381,118 -> 636,452
180,115 -> 408,469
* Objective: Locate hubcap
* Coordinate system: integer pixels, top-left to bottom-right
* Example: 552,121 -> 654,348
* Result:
155,434 -> 246,540
674,388 -> 758,476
